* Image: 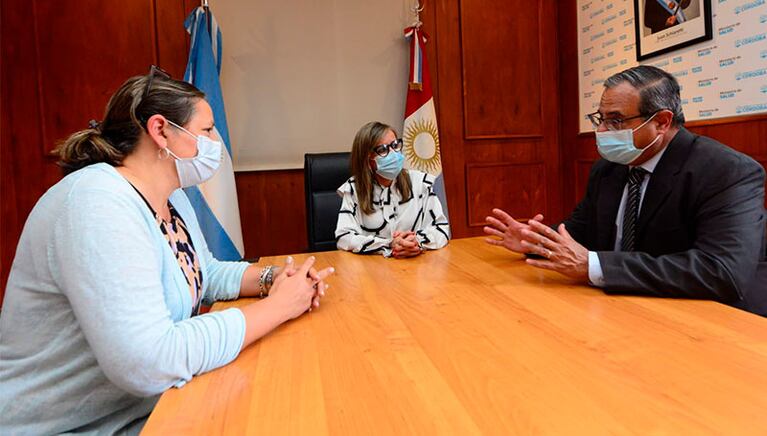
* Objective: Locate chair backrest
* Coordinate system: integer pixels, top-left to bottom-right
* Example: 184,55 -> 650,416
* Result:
304,152 -> 351,252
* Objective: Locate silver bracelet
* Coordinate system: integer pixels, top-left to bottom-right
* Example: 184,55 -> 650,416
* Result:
258,265 -> 275,298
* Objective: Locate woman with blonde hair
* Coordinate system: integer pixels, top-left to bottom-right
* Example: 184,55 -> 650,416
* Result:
335,121 -> 450,257
0,67 -> 333,434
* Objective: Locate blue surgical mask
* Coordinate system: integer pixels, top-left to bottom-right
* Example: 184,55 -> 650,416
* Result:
595,114 -> 661,165
374,150 -> 404,180
165,119 -> 223,187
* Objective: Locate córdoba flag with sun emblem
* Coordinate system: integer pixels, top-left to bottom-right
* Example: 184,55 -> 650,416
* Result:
403,25 -> 449,217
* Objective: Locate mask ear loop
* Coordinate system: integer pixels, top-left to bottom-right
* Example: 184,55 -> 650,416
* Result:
632,112 -> 659,132
369,148 -> 380,175
163,118 -> 194,160
166,119 -> 198,141
632,114 -> 664,162
157,147 -> 171,160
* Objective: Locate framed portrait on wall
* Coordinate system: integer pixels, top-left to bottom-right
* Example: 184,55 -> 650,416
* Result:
634,0 -> 712,61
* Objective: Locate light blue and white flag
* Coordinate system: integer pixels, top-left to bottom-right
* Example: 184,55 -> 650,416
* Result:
655,0 -> 687,24
183,7 -> 244,260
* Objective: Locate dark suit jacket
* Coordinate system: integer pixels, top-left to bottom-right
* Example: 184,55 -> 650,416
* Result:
644,0 -> 692,33
564,128 -> 767,316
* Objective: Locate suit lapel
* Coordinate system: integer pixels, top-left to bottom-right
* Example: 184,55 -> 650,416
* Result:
597,163 -> 629,250
637,128 -> 694,235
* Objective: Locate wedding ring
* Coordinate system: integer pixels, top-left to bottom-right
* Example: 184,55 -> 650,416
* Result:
546,249 -> 552,258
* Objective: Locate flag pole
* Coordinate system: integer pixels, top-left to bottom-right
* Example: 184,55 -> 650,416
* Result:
410,0 -> 424,29
202,0 -> 211,36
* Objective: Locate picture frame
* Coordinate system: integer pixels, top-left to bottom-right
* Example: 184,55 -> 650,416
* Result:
633,0 -> 713,61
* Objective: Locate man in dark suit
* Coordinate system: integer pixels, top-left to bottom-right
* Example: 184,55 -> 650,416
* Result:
645,0 -> 692,34
485,65 -> 767,316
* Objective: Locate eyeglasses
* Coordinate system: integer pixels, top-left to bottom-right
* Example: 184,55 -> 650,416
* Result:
143,65 -> 171,99
587,111 -> 649,131
372,138 -> 403,157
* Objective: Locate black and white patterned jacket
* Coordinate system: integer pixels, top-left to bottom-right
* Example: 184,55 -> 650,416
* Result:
335,170 -> 450,256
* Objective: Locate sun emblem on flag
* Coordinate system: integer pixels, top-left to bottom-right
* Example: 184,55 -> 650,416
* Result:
403,118 -> 441,174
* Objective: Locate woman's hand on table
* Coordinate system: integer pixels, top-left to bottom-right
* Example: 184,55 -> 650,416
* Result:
391,231 -> 422,258
270,256 -> 334,318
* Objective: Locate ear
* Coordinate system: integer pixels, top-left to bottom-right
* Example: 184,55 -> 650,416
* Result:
145,114 -> 170,149
653,109 -> 674,135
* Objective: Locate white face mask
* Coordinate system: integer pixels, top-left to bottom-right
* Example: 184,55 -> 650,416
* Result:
594,113 -> 662,165
164,119 -> 223,187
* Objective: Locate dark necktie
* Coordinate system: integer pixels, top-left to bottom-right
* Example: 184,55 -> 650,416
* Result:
621,167 -> 648,252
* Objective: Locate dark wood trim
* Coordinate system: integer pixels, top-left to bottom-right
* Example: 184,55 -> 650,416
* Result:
535,0 -> 546,142
150,0 -> 161,65
464,133 -> 545,140
433,0 -> 468,237
685,113 -> 767,128
31,0 -> 48,157
465,161 -> 546,169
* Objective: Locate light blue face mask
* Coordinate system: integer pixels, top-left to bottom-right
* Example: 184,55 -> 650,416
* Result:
165,119 -> 223,188
595,113 -> 661,165
374,150 -> 405,180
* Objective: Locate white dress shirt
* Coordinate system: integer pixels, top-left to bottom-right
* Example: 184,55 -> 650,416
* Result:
588,143 -> 670,286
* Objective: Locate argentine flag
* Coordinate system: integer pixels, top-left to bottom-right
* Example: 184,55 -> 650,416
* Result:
183,7 -> 244,260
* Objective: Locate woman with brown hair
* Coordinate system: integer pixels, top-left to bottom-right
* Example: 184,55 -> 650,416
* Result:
335,121 -> 450,258
0,67 -> 333,434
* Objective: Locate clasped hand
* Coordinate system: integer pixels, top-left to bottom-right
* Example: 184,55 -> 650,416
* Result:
271,256 -> 334,317
391,231 -> 422,258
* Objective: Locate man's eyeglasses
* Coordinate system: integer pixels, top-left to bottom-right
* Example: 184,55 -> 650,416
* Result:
143,65 -> 171,99
372,138 -> 404,157
587,111 -> 648,131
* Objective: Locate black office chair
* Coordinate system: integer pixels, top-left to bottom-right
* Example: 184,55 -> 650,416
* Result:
304,152 -> 351,252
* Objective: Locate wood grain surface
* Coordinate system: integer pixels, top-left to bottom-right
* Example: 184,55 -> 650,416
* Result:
144,237 -> 767,435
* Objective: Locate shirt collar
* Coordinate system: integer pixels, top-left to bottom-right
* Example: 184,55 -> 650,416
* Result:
632,140 -> 669,174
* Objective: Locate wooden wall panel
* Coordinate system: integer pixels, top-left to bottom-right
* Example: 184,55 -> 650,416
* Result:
2,0 -> 57,304
432,0 -> 468,237
460,0 -> 543,138
33,1 -> 158,154
234,170 -> 308,258
435,0 -> 563,239
156,1 -> 195,79
466,163 -> 546,226
557,0 -> 582,217
688,116 -> 767,158
0,0 -> 193,303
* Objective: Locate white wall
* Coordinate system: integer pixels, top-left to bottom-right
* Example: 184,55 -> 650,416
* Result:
214,0 -> 417,170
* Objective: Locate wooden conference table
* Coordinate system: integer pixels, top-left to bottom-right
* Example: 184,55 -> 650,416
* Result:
144,237 -> 767,435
